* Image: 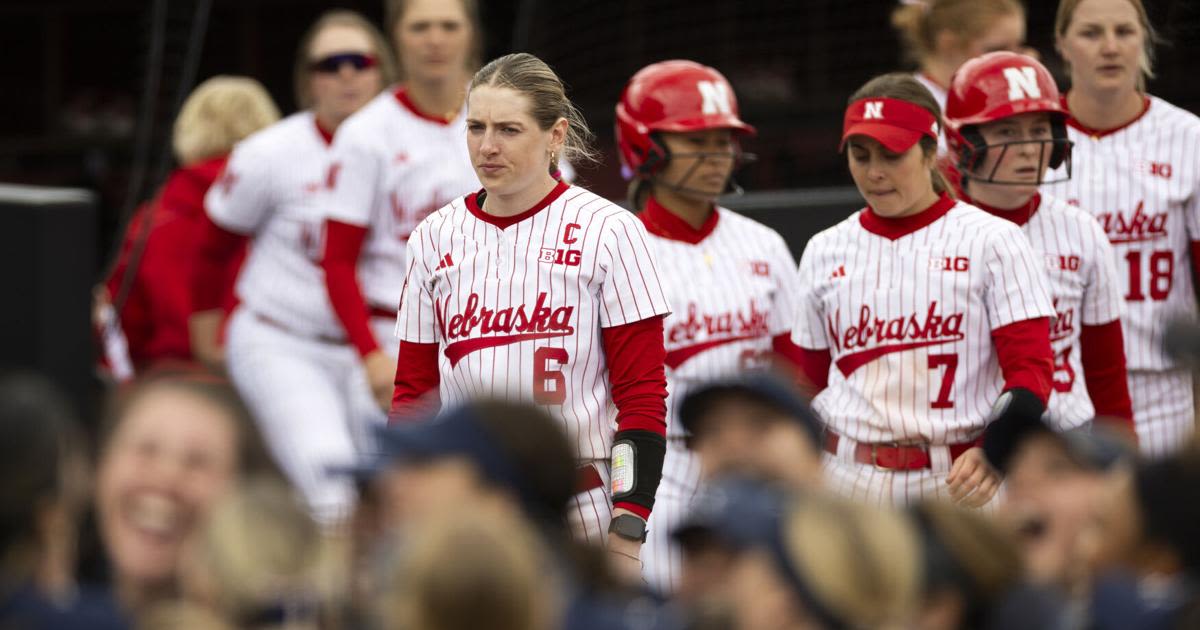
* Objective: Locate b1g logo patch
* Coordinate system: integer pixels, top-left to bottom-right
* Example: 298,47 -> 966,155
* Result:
539,248 -> 581,266
930,256 -> 970,272
749,261 -> 770,277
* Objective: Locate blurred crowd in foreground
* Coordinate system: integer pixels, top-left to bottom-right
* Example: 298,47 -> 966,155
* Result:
2,365 -> 1199,630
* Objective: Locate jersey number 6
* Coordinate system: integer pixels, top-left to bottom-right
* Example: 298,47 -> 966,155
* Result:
534,347 -> 568,405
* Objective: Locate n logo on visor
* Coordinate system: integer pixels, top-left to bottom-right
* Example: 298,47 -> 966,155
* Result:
698,81 -> 733,115
863,101 -> 884,120
1003,67 -> 1042,101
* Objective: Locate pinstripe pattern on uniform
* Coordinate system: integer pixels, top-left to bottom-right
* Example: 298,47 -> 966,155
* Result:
793,201 -> 1055,446
639,207 -> 801,594
324,88 -> 481,311
206,111 -> 346,338
395,184 -> 672,544
1019,194 -> 1125,429
1042,95 -> 1200,455
1128,370 -> 1195,458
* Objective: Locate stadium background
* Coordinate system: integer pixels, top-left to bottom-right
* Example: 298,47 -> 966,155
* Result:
0,0 -> 1197,265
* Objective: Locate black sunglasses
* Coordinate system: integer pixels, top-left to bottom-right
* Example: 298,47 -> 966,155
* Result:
309,52 -> 379,74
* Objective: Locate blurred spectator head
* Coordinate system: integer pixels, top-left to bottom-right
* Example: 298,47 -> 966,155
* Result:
679,374 -> 823,488
96,368 -> 280,610
727,492 -> 922,629
292,10 -> 396,117
379,504 -> 559,630
171,76 -> 280,165
177,476 -> 341,630
910,501 -> 1023,630
1127,449 -> 1200,580
0,372 -> 88,594
385,0 -> 482,84
989,409 -> 1136,589
891,0 -> 1026,70
371,400 -> 576,533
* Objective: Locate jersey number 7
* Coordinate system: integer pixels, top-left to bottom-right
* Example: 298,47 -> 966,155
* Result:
928,353 -> 958,409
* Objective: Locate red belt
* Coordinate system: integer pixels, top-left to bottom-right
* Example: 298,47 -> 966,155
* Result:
823,432 -> 977,471
576,463 -> 603,493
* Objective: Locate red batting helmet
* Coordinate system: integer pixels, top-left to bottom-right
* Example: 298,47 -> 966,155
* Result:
615,60 -> 755,179
944,51 -> 1072,177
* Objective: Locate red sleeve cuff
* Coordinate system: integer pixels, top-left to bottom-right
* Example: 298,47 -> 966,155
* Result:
321,219 -> 379,357
991,317 -> 1054,404
613,502 -> 651,521
389,340 -> 440,423
1080,320 -> 1135,428
795,345 -> 832,394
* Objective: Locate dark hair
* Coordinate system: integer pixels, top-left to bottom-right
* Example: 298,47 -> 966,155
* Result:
0,372 -> 84,576
471,53 -> 600,169
385,0 -> 483,81
1135,450 -> 1200,580
892,0 -> 1025,66
469,399 -> 576,530
100,366 -> 283,481
293,10 -> 398,110
847,72 -> 954,197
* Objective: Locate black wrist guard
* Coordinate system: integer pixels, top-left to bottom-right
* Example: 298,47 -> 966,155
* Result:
981,387 -> 1046,472
610,429 -> 666,512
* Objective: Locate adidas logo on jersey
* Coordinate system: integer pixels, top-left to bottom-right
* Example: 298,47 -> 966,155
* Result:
830,265 -> 847,279
435,253 -> 455,270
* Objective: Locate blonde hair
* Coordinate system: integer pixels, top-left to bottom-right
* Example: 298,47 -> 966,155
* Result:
191,476 -> 342,629
848,72 -> 954,197
1056,0 -> 1160,89
912,502 -> 1022,604
781,495 -> 923,627
293,10 -> 398,110
171,76 -> 279,165
384,506 -> 558,630
385,0 -> 482,82
471,53 -> 600,169
892,0 -> 1025,65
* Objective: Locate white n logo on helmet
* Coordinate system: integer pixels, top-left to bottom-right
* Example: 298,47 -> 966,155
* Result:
863,101 -> 884,119
697,81 -> 733,115
1003,66 -> 1042,101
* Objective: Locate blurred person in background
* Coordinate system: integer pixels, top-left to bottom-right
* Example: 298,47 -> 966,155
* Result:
165,476 -> 343,630
378,504 -> 560,630
97,77 -> 279,376
677,374 -> 824,490
1043,0 -> 1200,458
0,372 -> 129,629
94,368 -> 281,620
319,0 -> 483,413
189,9 -> 396,526
891,0 -> 1028,115
614,59 -> 804,596
942,51 -> 1134,438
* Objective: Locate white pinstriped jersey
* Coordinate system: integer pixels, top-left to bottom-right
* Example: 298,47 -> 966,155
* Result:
325,87 -> 480,311
394,183 -> 672,459
792,197 -> 1055,444
1043,96 -> 1200,371
642,207 -> 801,439
999,194 -> 1125,429
206,111 -> 343,338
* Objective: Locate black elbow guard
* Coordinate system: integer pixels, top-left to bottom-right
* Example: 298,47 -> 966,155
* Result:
610,429 -> 666,511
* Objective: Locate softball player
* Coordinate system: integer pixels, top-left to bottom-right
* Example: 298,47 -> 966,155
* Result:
614,60 -> 802,594
943,51 -> 1134,435
390,53 -> 671,578
192,11 -> 395,523
1042,0 -> 1200,457
320,0 -> 483,412
792,72 -> 1055,508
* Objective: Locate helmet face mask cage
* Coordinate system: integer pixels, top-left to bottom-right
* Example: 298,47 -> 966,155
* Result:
956,121 -> 1074,187
642,131 -> 757,198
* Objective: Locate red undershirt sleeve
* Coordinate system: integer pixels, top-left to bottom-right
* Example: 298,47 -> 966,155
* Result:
1080,320 -> 1136,433
602,315 -> 668,520
388,340 -> 441,424
321,219 -> 379,357
193,214 -> 249,312
771,333 -> 806,372
794,345 -> 832,394
991,317 -> 1054,404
